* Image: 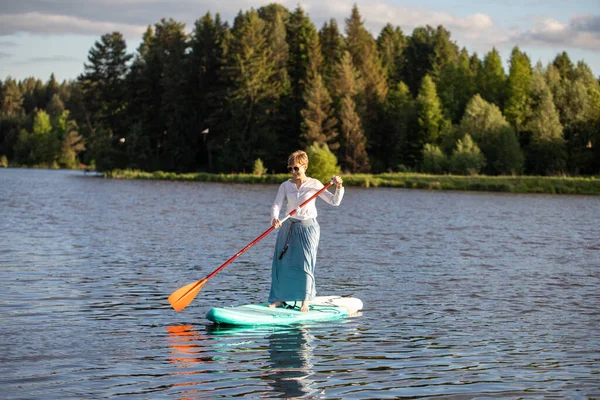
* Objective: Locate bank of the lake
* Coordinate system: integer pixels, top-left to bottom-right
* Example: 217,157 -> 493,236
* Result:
104,169 -> 600,195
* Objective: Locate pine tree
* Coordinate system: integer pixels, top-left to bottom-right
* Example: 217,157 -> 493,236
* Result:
479,48 -> 506,108
402,25 -> 459,96
187,12 -> 229,171
0,79 -> 23,116
381,82 -> 418,170
526,70 -> 566,175
263,7 -> 290,87
331,51 -> 368,172
46,93 -> 65,117
224,9 -> 281,171
330,51 -> 363,100
78,32 -> 132,135
344,5 -> 387,102
319,19 -> 345,89
44,74 -> 60,109
377,24 -> 406,87
431,26 -> 459,79
504,46 -> 532,132
125,26 -> 158,170
300,73 -> 338,150
78,31 -> 132,169
437,48 -> 475,123
416,75 -> 450,146
339,94 -> 369,173
286,6 -> 318,137
553,52 -> 575,81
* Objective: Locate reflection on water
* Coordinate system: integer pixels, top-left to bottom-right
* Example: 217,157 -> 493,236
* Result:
166,324 -> 317,399
266,328 -> 314,399
166,325 -> 211,398
2,169 -> 600,398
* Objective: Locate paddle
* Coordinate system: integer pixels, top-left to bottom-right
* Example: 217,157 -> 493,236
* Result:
168,178 -> 335,312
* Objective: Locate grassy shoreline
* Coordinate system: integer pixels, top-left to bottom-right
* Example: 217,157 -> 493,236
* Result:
104,169 -> 600,195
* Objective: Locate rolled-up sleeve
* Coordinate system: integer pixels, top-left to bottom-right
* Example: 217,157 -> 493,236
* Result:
319,186 -> 344,206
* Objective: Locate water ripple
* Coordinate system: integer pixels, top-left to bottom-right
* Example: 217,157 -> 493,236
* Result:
1,169 -> 599,398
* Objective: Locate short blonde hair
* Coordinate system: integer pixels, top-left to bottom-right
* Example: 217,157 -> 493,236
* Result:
288,150 -> 308,168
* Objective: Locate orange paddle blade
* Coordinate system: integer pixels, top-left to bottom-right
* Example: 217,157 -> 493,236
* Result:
168,279 -> 207,312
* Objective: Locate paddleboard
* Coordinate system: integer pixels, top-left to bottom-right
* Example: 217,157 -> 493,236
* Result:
206,296 -> 363,326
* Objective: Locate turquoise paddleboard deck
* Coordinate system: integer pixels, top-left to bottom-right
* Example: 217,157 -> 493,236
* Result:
206,296 -> 363,326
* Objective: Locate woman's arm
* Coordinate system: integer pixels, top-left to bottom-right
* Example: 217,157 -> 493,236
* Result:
271,183 -> 286,223
318,176 -> 344,206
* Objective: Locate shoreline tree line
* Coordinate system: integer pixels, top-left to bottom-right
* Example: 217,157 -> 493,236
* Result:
1,4 -> 599,175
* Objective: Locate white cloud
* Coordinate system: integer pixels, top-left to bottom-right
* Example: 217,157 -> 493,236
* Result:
0,12 -> 147,39
1,1 -> 599,59
512,15 -> 600,51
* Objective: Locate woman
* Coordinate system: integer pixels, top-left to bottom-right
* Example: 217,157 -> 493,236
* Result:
268,150 -> 344,312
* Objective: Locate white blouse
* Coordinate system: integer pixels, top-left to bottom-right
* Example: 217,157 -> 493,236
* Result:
271,177 -> 344,221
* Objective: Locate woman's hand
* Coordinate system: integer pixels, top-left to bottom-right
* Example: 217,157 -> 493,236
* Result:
332,175 -> 343,189
271,219 -> 281,228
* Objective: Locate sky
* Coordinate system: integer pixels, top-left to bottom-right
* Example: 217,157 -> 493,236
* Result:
1,0 -> 599,83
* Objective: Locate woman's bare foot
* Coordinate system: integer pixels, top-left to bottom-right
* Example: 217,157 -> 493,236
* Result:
300,302 -> 309,312
268,301 -> 283,308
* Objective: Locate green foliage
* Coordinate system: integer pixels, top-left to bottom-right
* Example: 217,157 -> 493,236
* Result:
253,158 -> 268,176
526,71 -> 566,175
187,12 -> 229,172
402,25 -> 459,95
417,75 -> 451,146
486,126 -> 524,175
319,19 -> 345,88
55,111 -> 85,168
286,5 -> 318,147
14,129 -> 32,165
0,154 -> 7,167
1,4 -> 599,177
380,82 -> 418,170
305,142 -> 341,183
437,49 -> 476,123
339,95 -> 369,173
78,31 -> 132,170
1,79 -> 24,116
459,94 -> 523,174
300,73 -> 338,149
46,93 -> 65,117
345,5 -> 388,101
223,9 -> 287,171
377,24 -> 405,87
449,134 -> 486,175
504,47 -> 532,131
422,143 -> 448,174
478,48 -> 506,108
31,110 -> 59,166
105,169 -> 600,196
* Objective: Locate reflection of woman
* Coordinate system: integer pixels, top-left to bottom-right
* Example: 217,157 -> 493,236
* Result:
269,150 -> 344,312
267,328 -> 314,398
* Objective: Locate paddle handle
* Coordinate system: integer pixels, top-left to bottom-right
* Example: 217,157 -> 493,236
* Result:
204,179 -> 334,282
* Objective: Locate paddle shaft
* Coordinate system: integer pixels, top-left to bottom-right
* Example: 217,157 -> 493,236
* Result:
203,180 -> 334,282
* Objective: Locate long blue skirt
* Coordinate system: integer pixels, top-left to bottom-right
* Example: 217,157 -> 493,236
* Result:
268,218 -> 320,303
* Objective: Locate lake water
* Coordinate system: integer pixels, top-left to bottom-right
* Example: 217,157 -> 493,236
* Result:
1,168 -> 599,399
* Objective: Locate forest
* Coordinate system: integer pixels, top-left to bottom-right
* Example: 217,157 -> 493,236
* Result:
0,4 -> 599,175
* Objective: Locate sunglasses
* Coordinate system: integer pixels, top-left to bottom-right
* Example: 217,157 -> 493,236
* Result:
287,166 -> 302,172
